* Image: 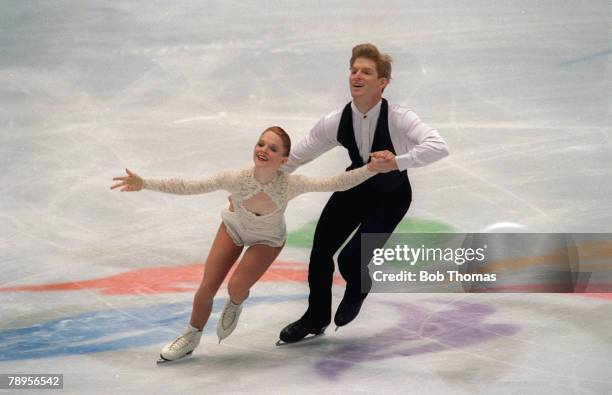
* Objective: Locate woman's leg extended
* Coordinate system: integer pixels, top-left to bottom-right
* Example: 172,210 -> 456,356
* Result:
190,222 -> 243,329
227,243 -> 283,304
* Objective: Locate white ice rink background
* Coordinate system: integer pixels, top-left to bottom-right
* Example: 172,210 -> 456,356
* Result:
1,1 -> 611,394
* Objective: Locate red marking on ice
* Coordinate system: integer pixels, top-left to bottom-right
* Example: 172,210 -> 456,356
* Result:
467,283 -> 612,300
469,283 -> 612,293
580,292 -> 612,300
0,261 -> 345,295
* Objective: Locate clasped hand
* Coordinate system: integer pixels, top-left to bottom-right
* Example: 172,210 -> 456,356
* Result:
367,150 -> 398,173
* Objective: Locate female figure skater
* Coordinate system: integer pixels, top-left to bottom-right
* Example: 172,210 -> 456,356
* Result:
111,126 -> 377,362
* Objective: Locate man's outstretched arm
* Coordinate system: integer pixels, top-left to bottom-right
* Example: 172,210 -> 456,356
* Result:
281,116 -> 340,173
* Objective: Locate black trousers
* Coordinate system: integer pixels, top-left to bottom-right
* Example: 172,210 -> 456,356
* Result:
300,178 -> 412,327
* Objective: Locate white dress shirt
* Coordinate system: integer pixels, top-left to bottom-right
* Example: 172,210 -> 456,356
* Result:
283,99 -> 449,173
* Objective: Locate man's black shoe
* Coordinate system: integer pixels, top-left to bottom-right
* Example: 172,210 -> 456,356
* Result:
334,297 -> 366,329
278,320 -> 326,344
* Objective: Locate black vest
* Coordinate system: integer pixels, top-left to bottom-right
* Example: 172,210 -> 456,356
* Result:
337,98 -> 409,193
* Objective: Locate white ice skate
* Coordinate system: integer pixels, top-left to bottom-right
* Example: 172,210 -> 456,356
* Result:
157,324 -> 202,364
217,300 -> 243,343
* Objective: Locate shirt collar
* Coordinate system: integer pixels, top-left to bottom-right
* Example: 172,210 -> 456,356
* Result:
351,99 -> 382,120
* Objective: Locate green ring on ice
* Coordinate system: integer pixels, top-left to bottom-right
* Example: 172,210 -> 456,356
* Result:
286,217 -> 456,249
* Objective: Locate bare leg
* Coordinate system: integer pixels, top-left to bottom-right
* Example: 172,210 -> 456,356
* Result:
190,222 -> 243,330
227,243 -> 283,304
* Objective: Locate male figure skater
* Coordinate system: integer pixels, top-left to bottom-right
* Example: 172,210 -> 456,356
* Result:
279,43 -> 450,343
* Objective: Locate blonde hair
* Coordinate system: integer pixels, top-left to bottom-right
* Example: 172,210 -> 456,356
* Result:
350,43 -> 392,80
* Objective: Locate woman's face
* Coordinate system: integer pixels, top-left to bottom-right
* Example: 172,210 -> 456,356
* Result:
253,131 -> 288,169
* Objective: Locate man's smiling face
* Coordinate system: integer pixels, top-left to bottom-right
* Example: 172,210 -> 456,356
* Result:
349,57 -> 388,101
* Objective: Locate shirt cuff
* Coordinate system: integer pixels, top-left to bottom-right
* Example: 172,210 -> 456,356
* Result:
394,153 -> 413,171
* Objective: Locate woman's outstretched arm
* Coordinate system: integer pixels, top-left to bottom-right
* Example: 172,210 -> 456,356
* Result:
111,168 -> 240,195
287,163 -> 377,200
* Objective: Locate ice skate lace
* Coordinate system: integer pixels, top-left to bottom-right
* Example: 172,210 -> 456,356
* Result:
222,305 -> 238,329
168,331 -> 193,351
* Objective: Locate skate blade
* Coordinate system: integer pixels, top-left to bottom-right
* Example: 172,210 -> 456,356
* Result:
275,332 -> 325,347
156,350 -> 193,364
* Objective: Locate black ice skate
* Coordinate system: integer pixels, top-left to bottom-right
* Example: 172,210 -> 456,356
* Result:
276,320 -> 327,346
333,296 -> 365,330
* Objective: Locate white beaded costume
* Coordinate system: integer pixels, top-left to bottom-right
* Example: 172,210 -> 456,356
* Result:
142,165 -> 375,247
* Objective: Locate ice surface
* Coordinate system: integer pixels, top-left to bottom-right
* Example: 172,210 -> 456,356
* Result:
1,1 -> 611,394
